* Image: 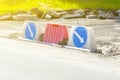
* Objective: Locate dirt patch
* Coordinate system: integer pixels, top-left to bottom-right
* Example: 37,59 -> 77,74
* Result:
5,32 -> 23,39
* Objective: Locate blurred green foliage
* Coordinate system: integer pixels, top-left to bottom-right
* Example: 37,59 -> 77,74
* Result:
0,0 -> 120,14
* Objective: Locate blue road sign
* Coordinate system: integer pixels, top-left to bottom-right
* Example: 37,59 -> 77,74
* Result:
25,22 -> 36,40
73,26 -> 87,48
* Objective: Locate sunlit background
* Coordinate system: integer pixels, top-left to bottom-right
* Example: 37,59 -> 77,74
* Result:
0,0 -> 120,14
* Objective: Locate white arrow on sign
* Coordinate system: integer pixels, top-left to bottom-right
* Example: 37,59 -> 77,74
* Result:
74,31 -> 84,43
27,23 -> 34,38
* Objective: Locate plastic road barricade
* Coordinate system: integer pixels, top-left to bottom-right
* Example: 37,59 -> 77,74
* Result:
43,23 -> 68,44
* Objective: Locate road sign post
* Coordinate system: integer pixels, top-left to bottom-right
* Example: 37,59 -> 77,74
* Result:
23,21 -> 43,41
73,26 -> 87,48
68,26 -> 97,51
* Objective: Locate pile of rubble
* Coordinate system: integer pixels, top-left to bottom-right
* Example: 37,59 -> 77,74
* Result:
0,8 -> 120,21
0,8 -> 44,21
50,9 -> 120,20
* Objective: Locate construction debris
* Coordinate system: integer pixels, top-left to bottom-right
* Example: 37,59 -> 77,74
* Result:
13,14 -> 37,21
0,13 -> 13,20
29,8 -> 44,18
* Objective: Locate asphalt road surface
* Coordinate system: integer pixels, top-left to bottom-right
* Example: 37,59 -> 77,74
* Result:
0,38 -> 120,80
